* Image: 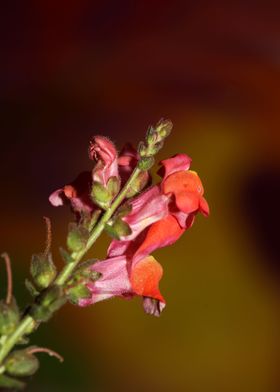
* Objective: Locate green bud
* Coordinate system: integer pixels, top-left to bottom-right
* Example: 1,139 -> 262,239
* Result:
138,156 -> 155,171
105,218 -> 132,240
0,299 -> 20,336
30,253 -> 57,290
107,176 -> 120,199
91,181 -> 112,209
126,171 -> 150,198
0,374 -> 25,390
67,224 -> 88,253
67,284 -> 91,305
155,119 -> 173,138
5,350 -> 39,377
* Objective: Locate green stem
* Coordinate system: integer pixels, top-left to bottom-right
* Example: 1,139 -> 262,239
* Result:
55,167 -> 141,285
0,316 -> 34,364
0,167 -> 141,366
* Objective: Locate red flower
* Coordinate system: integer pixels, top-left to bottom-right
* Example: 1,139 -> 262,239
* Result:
80,154 -> 209,316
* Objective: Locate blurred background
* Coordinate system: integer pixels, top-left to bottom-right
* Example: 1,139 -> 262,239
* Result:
0,1 -> 280,391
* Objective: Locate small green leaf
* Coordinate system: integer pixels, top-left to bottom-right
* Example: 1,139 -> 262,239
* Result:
59,247 -> 73,264
25,279 -> 39,297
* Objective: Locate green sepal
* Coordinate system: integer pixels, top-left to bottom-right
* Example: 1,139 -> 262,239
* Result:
0,374 -> 25,390
90,181 -> 112,209
67,284 -> 91,305
116,203 -> 132,218
0,299 -> 20,336
138,156 -> 155,171
5,350 -> 39,377
126,171 -> 149,198
107,176 -> 120,198
30,253 -> 57,290
59,247 -> 73,264
25,279 -> 39,297
67,224 -> 89,253
105,218 -> 132,240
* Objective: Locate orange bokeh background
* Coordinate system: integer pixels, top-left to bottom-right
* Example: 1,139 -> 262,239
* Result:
0,2 -> 279,391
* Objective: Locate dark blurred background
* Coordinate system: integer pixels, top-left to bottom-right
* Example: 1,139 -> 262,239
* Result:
0,1 -> 280,391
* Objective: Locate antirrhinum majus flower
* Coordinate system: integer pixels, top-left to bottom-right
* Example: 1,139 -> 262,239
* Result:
79,153 -> 209,316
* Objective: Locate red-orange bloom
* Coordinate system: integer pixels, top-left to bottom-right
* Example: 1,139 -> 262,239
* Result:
80,154 -> 209,316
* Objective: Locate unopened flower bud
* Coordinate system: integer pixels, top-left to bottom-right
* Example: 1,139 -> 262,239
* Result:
105,218 -> 132,239
155,119 -> 173,139
67,224 -> 88,253
5,350 -> 39,377
138,156 -> 155,171
0,299 -> 20,336
30,253 -> 57,290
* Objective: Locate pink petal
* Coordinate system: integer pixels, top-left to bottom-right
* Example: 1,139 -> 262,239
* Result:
49,171 -> 94,214
158,154 -> 192,181
122,186 -> 170,240
49,188 -> 65,206
89,136 -> 119,185
79,256 -> 132,306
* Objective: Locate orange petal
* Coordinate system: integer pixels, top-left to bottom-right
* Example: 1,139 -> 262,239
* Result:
130,256 -> 164,301
175,191 -> 200,213
134,215 -> 185,262
163,170 -> 204,197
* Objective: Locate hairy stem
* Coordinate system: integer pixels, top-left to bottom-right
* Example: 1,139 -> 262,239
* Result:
1,253 -> 13,305
0,167 -> 141,366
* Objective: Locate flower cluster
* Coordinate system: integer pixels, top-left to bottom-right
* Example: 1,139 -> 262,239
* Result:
50,121 -> 209,316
